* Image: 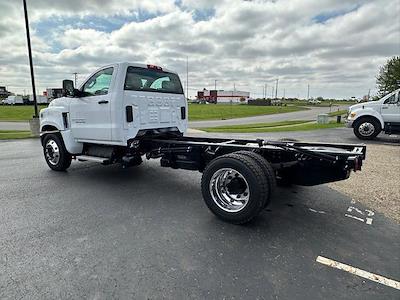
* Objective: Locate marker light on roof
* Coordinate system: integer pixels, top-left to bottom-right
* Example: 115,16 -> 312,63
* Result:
147,64 -> 162,71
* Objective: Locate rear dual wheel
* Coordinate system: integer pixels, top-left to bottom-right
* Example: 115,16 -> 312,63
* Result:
201,152 -> 272,224
234,150 -> 276,207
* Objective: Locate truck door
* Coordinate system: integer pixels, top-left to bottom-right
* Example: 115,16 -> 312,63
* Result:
69,67 -> 114,142
381,91 -> 400,123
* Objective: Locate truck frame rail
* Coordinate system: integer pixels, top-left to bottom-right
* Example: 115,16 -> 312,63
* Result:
137,135 -> 366,186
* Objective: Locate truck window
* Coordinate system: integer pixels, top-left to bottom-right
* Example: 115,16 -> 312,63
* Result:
384,94 -> 397,104
82,67 -> 114,96
124,66 -> 183,94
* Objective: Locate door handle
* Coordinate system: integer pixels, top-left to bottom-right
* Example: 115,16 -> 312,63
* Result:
98,100 -> 109,104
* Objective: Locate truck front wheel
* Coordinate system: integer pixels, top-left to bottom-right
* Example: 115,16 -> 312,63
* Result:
353,117 -> 381,140
42,133 -> 72,171
201,153 -> 269,224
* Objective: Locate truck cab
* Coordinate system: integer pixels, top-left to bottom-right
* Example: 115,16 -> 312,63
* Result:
40,62 -> 187,157
347,89 -> 400,139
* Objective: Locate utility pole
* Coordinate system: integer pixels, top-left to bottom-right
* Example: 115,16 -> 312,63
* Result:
275,79 -> 279,99
72,72 -> 79,86
186,56 -> 189,100
262,85 -> 265,99
23,0 -> 38,118
265,83 -> 267,99
265,84 -> 268,98
233,82 -> 236,91
307,84 -> 310,100
283,88 -> 286,99
214,80 -> 217,91
367,89 -> 370,101
271,86 -> 274,99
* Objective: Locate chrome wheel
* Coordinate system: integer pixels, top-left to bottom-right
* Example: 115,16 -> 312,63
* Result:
358,122 -> 375,137
45,139 -> 60,166
209,168 -> 250,213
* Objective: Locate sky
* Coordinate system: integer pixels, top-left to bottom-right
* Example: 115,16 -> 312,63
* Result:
0,0 -> 399,99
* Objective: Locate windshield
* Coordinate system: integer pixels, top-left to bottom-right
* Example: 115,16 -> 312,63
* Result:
124,66 -> 184,95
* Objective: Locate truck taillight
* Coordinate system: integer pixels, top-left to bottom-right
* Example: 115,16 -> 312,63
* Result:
353,157 -> 362,171
147,64 -> 162,71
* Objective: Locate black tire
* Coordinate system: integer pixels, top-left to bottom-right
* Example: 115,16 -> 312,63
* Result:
42,133 -> 72,171
234,150 -> 276,208
201,153 -> 269,224
353,117 -> 381,140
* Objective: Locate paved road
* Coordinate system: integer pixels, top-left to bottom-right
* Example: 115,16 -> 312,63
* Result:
190,105 -> 349,128
0,105 -> 349,131
0,135 -> 399,299
189,127 -> 400,146
0,121 -> 29,131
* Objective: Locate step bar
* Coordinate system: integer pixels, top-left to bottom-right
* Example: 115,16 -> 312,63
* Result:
76,155 -> 110,164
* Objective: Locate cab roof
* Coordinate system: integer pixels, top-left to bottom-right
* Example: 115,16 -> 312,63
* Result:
117,62 -> 177,74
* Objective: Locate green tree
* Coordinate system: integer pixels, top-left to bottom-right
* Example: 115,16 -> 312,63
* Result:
376,56 -> 400,96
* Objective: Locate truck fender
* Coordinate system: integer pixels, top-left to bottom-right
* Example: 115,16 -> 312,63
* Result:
40,107 -> 67,132
60,130 -> 83,154
352,108 -> 384,129
40,128 -> 83,155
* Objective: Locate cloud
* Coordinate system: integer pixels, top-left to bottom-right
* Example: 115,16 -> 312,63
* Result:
0,0 -> 398,99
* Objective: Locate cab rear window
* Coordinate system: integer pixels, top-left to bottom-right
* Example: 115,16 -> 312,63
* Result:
124,66 -> 184,94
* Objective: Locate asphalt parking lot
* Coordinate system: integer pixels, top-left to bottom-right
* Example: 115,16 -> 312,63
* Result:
0,133 -> 399,299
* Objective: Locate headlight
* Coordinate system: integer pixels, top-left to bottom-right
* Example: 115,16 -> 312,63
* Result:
350,112 -> 356,118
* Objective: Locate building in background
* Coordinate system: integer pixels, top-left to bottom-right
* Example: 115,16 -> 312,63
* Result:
197,89 -> 250,104
0,86 -> 12,98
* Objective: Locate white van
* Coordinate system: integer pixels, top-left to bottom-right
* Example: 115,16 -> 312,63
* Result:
29,95 -> 48,104
3,95 -> 24,105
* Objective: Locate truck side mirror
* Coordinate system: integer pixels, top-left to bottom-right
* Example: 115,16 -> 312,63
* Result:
62,79 -> 75,97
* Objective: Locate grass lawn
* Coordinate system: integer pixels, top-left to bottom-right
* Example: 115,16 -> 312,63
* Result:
0,104 -> 306,122
0,130 -> 34,140
200,120 -> 344,133
328,109 -> 348,117
188,104 -> 306,121
0,105 -> 48,121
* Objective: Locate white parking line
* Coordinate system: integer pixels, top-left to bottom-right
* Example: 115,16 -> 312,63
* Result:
316,256 -> 400,290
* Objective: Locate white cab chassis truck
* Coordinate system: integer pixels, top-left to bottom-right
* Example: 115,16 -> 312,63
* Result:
40,63 -> 366,224
347,89 -> 400,140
